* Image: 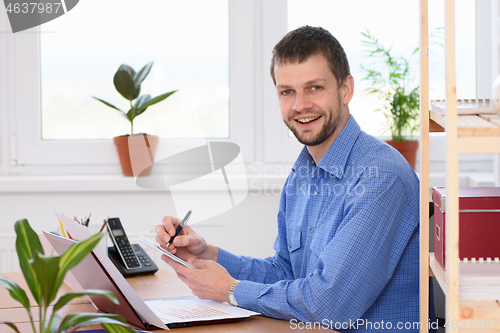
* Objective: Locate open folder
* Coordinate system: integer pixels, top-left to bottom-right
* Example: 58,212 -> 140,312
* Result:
44,213 -> 259,330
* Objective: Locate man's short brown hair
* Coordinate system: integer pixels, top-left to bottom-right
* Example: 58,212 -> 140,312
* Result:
270,26 -> 350,86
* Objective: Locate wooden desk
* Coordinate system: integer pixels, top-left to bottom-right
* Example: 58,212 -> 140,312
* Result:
0,270 -> 326,332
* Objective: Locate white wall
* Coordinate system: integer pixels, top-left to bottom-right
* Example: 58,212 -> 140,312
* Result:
0,187 -> 281,262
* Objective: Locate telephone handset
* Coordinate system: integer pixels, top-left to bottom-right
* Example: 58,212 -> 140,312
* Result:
106,217 -> 158,277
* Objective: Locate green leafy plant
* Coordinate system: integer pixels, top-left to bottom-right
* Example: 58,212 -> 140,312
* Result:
360,30 -> 420,141
0,219 -> 135,333
93,62 -> 177,135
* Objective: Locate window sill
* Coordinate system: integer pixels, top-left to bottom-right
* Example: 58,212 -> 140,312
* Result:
0,174 -> 288,193
0,172 -> 495,194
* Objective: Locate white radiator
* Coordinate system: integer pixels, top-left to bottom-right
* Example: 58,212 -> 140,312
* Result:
0,231 -> 171,273
0,233 -> 19,273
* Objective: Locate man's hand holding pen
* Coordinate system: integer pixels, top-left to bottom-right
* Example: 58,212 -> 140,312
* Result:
155,215 -> 217,261
156,213 -> 235,303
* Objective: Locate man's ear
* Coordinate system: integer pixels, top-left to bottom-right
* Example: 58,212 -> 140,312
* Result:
342,75 -> 354,105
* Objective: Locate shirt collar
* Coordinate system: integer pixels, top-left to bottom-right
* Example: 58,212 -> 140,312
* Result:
291,115 -> 361,179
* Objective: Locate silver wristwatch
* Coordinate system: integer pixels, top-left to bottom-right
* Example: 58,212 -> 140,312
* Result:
228,280 -> 240,307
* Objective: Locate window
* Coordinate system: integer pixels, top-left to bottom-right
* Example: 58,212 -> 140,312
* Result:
41,0 -> 229,140
7,0 -> 255,172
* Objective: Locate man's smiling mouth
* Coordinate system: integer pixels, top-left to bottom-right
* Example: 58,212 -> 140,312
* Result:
296,116 -> 321,124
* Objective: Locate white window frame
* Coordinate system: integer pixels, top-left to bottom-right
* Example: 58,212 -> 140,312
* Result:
0,0 -> 497,176
4,1 -> 256,174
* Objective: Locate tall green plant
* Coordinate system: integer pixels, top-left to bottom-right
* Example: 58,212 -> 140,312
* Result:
360,30 -> 420,141
0,219 -> 135,333
93,62 -> 177,135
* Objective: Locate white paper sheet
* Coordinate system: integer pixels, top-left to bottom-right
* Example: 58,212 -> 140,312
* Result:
145,298 -> 260,323
138,236 -> 195,269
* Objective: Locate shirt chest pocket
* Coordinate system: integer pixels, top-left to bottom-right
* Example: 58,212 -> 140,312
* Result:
286,229 -> 302,253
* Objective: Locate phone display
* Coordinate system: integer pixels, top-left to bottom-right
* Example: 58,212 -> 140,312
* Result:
107,217 -> 141,270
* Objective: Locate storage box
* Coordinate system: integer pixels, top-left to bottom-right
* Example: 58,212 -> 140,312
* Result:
433,186 -> 500,268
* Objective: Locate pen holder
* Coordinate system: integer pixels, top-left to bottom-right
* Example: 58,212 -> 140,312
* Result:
87,224 -> 109,256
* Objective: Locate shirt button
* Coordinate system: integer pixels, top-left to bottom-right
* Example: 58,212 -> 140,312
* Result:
314,190 -> 319,195
309,227 -> 314,232
288,243 -> 292,248
321,248 -> 324,252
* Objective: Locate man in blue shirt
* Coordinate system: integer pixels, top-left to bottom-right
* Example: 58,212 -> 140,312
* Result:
156,26 -> 431,332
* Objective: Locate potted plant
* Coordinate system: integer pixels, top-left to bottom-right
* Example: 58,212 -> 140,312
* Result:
93,62 -> 177,177
360,30 -> 420,169
0,219 -> 135,333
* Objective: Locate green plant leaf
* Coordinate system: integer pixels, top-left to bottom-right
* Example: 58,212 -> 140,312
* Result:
14,219 -> 43,305
45,312 -> 62,333
53,289 -> 118,312
126,107 -> 139,122
92,96 -> 129,121
0,321 -> 21,333
359,29 -> 420,140
133,94 -> 152,109
91,97 -> 123,112
0,277 -> 30,313
116,64 -> 142,100
101,322 -> 137,333
113,65 -> 137,101
52,233 -> 103,305
132,84 -> 141,100
58,313 -> 134,333
31,252 -> 61,308
133,62 -> 153,88
136,90 -> 177,116
133,94 -> 152,116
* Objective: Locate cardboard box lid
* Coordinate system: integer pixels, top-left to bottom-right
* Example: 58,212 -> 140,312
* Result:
432,186 -> 500,212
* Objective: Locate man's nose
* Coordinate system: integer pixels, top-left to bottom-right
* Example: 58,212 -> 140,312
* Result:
292,92 -> 313,112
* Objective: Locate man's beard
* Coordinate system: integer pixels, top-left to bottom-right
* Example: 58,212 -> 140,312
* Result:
284,102 -> 343,147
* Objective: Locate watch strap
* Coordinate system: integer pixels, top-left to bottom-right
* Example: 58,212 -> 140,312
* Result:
228,280 -> 240,307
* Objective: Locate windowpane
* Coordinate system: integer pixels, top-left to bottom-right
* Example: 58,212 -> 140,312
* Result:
41,0 -> 229,140
287,0 -> 475,137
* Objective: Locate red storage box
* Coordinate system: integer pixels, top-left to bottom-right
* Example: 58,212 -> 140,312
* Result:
433,186 -> 500,269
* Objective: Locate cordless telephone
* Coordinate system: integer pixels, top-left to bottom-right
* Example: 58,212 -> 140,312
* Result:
107,217 -> 141,270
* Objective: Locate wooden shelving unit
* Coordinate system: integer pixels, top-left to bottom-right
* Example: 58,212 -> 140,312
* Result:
419,1 -> 500,332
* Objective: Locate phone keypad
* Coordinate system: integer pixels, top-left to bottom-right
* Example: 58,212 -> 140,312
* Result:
133,244 -> 153,267
118,238 -> 141,269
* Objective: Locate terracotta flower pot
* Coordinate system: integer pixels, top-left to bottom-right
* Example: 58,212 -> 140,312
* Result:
385,140 -> 419,170
113,134 -> 159,177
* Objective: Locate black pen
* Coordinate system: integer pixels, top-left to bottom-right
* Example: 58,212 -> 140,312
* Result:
166,209 -> 192,247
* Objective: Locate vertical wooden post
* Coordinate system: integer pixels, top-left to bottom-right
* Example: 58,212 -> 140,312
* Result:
419,0 -> 430,332
445,0 -> 459,332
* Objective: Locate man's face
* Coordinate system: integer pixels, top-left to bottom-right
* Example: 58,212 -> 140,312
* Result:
274,53 -> 347,147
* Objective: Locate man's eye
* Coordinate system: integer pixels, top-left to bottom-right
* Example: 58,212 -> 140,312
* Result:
311,86 -> 322,91
281,90 -> 292,96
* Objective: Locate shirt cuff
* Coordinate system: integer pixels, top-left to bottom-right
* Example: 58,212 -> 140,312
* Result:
216,247 -> 242,277
233,280 -> 267,313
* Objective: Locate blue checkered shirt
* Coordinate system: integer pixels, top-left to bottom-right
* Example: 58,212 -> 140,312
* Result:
217,116 -> 433,332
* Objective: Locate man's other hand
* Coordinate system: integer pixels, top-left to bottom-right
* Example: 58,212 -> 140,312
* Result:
162,255 -> 235,303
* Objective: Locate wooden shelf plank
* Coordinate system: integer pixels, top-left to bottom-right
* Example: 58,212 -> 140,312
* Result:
458,137 -> 500,154
460,300 -> 500,323
429,110 -> 500,137
429,253 -> 500,301
480,114 -> 500,127
430,110 -> 446,130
